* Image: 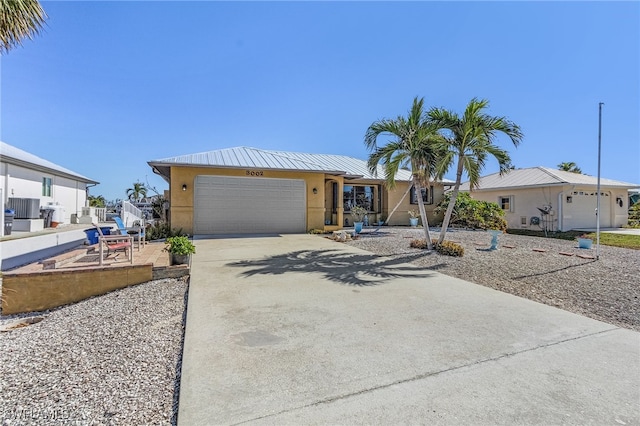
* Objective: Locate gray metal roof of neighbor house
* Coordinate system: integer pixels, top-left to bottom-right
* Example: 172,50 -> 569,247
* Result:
1,141 -> 99,184
149,146 -> 455,184
458,166 -> 639,191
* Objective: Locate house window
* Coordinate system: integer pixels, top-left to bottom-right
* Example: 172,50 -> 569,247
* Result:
42,177 -> 52,197
410,185 -> 434,205
343,185 -> 378,212
499,196 -> 514,212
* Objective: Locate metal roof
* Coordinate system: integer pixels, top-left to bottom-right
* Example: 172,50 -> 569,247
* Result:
1,141 -> 99,184
459,166 -> 638,191
149,146 -> 455,183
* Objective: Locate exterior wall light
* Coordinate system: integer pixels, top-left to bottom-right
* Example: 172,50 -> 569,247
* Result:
312,188 -> 318,194
182,184 -> 187,191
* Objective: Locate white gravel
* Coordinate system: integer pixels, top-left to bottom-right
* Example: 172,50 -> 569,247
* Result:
346,227 -> 640,331
0,277 -> 188,426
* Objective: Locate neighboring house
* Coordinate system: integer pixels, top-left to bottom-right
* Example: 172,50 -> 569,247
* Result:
459,167 -> 638,231
1,141 -> 99,235
148,146 -> 453,235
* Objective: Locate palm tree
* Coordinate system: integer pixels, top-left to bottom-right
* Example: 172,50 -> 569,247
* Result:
557,162 -> 582,174
429,98 -> 523,244
365,97 -> 445,249
1,0 -> 47,54
126,182 -> 147,202
88,195 -> 106,208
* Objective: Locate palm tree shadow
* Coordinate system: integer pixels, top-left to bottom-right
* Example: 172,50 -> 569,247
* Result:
227,250 -> 433,286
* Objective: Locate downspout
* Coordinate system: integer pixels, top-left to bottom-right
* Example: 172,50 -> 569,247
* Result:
86,183 -> 98,207
557,191 -> 563,231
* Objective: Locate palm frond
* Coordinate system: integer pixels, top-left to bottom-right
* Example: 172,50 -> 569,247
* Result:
1,0 -> 47,54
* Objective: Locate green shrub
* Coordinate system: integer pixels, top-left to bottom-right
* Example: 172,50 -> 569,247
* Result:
435,192 -> 507,231
434,240 -> 464,257
164,236 -> 196,255
628,204 -> 640,228
145,221 -> 187,241
410,239 -> 428,249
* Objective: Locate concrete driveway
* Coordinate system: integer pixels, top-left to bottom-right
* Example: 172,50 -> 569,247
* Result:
178,234 -> 639,425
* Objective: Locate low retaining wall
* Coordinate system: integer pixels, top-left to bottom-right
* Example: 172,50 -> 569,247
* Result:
1,228 -> 88,271
1,264 -> 153,315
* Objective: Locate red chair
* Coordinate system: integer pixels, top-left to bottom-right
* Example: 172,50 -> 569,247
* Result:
94,223 -> 133,265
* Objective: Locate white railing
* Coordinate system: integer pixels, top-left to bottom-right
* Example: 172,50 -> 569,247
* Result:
121,201 -> 145,227
81,206 -> 107,222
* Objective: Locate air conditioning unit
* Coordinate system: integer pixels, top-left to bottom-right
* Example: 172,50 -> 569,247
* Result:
8,197 -> 41,219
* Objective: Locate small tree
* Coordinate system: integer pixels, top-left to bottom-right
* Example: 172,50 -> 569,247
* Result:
429,98 -> 522,243
365,97 -> 445,249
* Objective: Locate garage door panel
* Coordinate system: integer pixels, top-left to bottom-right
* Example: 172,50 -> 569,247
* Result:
566,191 -> 611,228
194,176 -> 306,234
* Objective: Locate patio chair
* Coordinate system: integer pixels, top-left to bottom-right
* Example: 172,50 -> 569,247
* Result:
113,216 -> 145,250
93,223 -> 133,265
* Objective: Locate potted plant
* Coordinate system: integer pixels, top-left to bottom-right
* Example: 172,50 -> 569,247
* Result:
408,209 -> 419,227
576,234 -> 593,249
165,235 -> 196,265
350,206 -> 367,233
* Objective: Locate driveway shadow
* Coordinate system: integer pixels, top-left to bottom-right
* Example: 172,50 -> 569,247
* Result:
227,249 -> 433,286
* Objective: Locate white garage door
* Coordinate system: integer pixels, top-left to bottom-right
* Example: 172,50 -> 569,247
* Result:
568,190 -> 611,228
194,176 -> 307,234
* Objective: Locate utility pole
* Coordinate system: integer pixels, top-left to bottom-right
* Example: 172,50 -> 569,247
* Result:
596,102 -> 604,260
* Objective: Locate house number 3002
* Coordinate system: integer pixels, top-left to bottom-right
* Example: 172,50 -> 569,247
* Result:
246,170 -> 264,176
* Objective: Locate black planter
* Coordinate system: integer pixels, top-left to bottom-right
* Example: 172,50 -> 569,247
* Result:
170,253 -> 191,266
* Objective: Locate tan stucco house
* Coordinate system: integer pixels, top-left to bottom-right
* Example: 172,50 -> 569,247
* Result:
459,167 -> 638,231
148,146 -> 452,235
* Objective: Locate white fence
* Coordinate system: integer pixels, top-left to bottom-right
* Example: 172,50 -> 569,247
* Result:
120,201 -> 145,227
81,207 -> 107,222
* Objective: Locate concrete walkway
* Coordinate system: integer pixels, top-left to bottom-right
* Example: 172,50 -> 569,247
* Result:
178,234 -> 640,425
587,228 -> 640,236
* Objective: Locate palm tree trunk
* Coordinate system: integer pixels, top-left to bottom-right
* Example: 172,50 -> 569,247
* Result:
383,184 -> 413,225
413,177 -> 433,250
438,160 -> 464,244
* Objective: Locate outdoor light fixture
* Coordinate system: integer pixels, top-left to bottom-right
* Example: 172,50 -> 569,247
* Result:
182,184 -> 187,191
313,187 -> 318,194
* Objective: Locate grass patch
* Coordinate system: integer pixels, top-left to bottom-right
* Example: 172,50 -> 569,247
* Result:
506,229 -> 640,250
580,232 -> 640,250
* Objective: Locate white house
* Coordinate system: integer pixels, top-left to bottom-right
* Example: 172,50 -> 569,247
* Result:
459,167 -> 638,231
1,141 -> 99,235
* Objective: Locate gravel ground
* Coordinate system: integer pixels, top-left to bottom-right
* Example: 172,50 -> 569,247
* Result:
0,277 -> 188,426
346,227 -> 640,332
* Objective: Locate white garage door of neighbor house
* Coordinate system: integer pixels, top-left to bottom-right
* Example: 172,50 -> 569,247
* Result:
194,176 -> 307,234
569,191 -> 611,228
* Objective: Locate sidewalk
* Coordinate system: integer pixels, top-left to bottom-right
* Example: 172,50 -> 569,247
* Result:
178,234 -> 640,425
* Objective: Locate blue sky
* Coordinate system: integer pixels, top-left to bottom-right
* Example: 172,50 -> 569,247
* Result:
2,1 -> 639,202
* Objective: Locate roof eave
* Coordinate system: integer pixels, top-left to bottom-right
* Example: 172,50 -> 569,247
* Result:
4,156 -> 99,184
466,181 -> 638,192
